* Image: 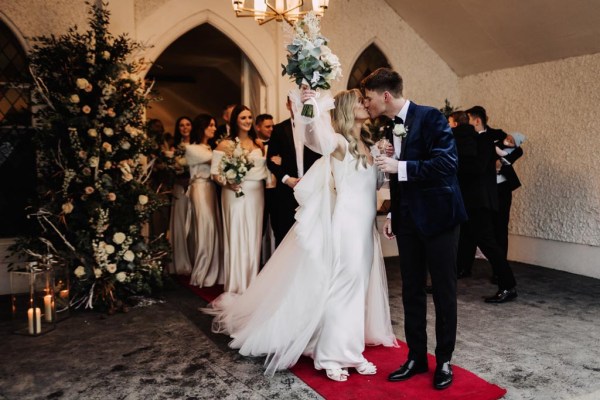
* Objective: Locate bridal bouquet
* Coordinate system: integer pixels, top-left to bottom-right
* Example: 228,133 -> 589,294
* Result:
220,138 -> 254,198
281,12 -> 342,117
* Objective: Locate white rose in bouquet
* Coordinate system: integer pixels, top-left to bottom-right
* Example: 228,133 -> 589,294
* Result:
225,169 -> 237,180
138,195 -> 148,205
106,263 -> 117,273
116,272 -> 127,282
70,94 -> 80,104
94,268 -> 102,278
105,244 -> 115,254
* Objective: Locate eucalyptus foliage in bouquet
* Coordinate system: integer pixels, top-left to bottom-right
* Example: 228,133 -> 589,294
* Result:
281,12 -> 342,117
11,1 -> 169,312
220,138 -> 254,198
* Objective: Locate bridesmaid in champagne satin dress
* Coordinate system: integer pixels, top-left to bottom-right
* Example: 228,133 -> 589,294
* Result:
186,114 -> 223,287
169,116 -> 193,275
211,105 -> 267,294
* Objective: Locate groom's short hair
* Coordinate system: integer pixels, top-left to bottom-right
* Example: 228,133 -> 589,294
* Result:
360,68 -> 403,97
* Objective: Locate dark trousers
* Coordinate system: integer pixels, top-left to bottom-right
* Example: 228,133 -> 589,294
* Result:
395,210 -> 459,365
493,182 -> 512,258
271,189 -> 297,246
263,188 -> 276,233
457,207 -> 517,290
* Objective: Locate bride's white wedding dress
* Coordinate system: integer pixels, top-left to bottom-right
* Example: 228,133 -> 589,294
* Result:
204,91 -> 397,375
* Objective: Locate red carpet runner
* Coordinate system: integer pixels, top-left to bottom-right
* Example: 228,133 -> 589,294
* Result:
179,277 -> 507,400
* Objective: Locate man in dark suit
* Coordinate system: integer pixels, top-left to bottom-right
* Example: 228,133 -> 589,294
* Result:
464,106 -> 518,303
210,104 -> 235,148
364,68 -> 467,390
266,97 -> 320,246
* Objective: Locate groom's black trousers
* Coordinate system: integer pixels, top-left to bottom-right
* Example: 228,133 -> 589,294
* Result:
395,209 -> 459,365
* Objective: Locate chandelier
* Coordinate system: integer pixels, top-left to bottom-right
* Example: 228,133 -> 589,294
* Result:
231,0 -> 329,26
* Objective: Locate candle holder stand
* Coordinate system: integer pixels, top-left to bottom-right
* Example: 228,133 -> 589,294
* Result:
10,267 -> 56,336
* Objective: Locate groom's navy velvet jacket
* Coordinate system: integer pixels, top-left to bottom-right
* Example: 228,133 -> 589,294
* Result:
388,102 -> 467,236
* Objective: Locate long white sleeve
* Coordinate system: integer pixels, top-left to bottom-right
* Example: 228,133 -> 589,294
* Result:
288,88 -> 337,157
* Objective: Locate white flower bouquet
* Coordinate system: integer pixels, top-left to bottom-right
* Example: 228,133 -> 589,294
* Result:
281,12 -> 342,117
220,138 -> 254,198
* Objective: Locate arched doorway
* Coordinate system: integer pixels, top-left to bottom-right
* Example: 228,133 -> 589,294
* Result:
146,23 -> 266,134
346,44 -> 391,90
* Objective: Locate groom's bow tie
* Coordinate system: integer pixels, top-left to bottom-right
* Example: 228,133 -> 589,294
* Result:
394,116 -> 404,125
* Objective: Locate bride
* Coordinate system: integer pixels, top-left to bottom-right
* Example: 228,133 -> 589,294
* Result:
203,88 -> 397,382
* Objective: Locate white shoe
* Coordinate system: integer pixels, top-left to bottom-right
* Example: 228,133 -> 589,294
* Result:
356,361 -> 377,375
326,368 -> 349,382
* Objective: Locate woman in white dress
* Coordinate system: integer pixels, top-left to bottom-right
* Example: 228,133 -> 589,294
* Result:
169,116 -> 193,275
187,114 -> 223,287
211,105 -> 267,294
204,89 -> 397,382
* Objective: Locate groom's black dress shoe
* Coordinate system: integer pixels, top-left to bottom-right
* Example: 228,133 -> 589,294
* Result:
433,362 -> 453,390
387,359 -> 428,382
484,288 -> 517,303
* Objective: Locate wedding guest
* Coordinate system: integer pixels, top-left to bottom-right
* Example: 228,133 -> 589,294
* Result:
494,132 -> 526,258
204,88 -> 397,382
169,116 -> 193,275
366,68 -> 466,390
211,104 -> 236,148
464,106 -> 518,303
267,97 -> 321,245
255,113 -> 274,143
255,114 -> 277,264
211,105 -> 267,294
186,114 -> 223,287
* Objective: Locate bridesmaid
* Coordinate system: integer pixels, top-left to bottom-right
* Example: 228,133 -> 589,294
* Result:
187,114 -> 223,287
211,105 -> 267,294
169,116 -> 193,275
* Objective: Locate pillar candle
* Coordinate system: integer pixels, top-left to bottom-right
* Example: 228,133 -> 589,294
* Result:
44,294 -> 53,322
28,307 -> 41,334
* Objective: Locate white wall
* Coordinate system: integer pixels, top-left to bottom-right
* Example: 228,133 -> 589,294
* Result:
460,53 -> 600,278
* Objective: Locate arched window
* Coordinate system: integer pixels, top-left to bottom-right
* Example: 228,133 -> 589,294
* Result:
0,21 -> 35,237
347,44 -> 391,90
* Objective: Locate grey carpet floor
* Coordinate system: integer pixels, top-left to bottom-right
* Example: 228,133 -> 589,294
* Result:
1,259 -> 599,400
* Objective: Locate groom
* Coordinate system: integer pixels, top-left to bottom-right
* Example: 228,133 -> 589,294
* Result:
362,68 -> 467,390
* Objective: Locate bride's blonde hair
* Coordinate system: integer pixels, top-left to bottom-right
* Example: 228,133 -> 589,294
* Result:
331,89 -> 374,168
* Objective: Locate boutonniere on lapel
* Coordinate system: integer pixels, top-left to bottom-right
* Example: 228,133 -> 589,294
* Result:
393,123 -> 408,138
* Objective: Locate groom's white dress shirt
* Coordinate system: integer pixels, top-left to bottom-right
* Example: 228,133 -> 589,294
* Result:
395,100 -> 410,182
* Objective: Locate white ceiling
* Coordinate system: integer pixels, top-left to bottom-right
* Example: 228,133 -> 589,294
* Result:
384,0 -> 600,76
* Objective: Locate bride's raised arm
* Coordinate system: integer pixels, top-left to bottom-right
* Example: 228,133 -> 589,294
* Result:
289,87 -> 343,158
